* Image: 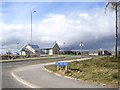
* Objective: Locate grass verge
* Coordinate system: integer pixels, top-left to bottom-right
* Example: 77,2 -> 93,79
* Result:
45,56 -> 119,87
0,55 -> 66,63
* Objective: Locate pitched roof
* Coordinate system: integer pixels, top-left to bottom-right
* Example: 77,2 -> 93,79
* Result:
28,44 -> 40,51
41,42 -> 60,50
20,44 -> 40,51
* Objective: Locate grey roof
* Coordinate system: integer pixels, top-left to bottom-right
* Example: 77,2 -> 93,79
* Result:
41,42 -> 60,50
28,44 -> 40,51
21,47 -> 29,51
20,44 -> 40,52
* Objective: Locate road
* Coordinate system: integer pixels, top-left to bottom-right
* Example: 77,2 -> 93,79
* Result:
12,61 -> 111,88
1,55 -> 117,89
2,55 -> 84,88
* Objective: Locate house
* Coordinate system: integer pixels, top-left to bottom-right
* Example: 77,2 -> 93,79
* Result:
89,50 -> 112,56
40,42 -> 60,55
19,44 -> 40,56
97,50 -> 112,55
89,51 -> 99,56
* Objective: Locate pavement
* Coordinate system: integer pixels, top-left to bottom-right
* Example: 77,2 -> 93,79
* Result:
11,58 -> 115,88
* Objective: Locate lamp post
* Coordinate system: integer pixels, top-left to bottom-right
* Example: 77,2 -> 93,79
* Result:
31,10 -> 36,56
17,43 -> 19,54
1,43 -> 3,60
79,42 -> 83,55
2,44 -> 3,55
63,42 -> 65,54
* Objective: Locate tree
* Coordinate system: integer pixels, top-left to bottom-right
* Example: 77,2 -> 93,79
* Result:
105,0 -> 119,58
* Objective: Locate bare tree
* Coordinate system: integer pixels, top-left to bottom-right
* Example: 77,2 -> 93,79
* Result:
105,0 -> 119,58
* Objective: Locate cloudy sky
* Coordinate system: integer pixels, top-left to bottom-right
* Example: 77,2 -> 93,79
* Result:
0,1 -> 116,53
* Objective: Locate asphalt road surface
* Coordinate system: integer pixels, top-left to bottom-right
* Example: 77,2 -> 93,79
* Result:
13,62 -> 111,88
2,55 -> 84,88
1,55 -> 118,89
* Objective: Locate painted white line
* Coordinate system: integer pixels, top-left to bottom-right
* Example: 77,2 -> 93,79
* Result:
11,71 -> 41,88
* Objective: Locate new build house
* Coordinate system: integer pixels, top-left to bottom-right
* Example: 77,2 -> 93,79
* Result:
19,44 -> 40,56
89,50 -> 112,56
40,42 -> 60,55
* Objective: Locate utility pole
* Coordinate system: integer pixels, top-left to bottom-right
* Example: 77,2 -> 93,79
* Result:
63,42 -> 65,55
115,2 -> 118,58
1,43 -> 3,60
17,43 -> 19,54
31,10 -> 36,56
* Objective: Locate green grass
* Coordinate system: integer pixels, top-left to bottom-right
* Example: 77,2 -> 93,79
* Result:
0,55 -> 81,63
0,55 -> 66,62
45,56 -> 119,87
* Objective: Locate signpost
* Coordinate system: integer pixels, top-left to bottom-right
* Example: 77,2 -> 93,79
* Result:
55,62 -> 68,72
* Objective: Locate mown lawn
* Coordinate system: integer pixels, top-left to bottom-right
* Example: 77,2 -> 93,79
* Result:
45,56 -> 119,87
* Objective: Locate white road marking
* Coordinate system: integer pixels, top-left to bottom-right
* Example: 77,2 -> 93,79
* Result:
11,71 -> 41,88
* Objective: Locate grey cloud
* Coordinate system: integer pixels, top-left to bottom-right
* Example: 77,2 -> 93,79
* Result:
1,8 -> 116,51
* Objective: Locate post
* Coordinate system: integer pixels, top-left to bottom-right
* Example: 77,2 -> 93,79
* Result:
31,12 -> 32,48
17,43 -> 19,53
1,44 -> 3,60
30,10 -> 36,57
115,2 -> 118,58
65,66 -> 68,73
57,65 -> 59,71
63,42 -> 65,55
31,12 -> 32,57
80,42 -> 83,55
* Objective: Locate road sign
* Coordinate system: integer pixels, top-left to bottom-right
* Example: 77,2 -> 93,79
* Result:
55,62 -> 68,66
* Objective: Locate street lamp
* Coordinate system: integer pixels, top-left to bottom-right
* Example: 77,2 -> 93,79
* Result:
17,43 -> 19,54
63,42 -> 65,54
31,11 -> 36,46
1,43 -> 3,59
79,41 -> 83,55
2,43 -> 3,56
31,10 -> 36,56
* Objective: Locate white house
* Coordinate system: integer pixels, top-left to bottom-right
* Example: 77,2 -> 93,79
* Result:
40,42 -> 60,56
89,51 -> 99,56
19,44 -> 40,56
89,50 -> 112,56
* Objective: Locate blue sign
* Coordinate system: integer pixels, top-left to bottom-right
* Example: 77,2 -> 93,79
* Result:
55,62 -> 68,66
